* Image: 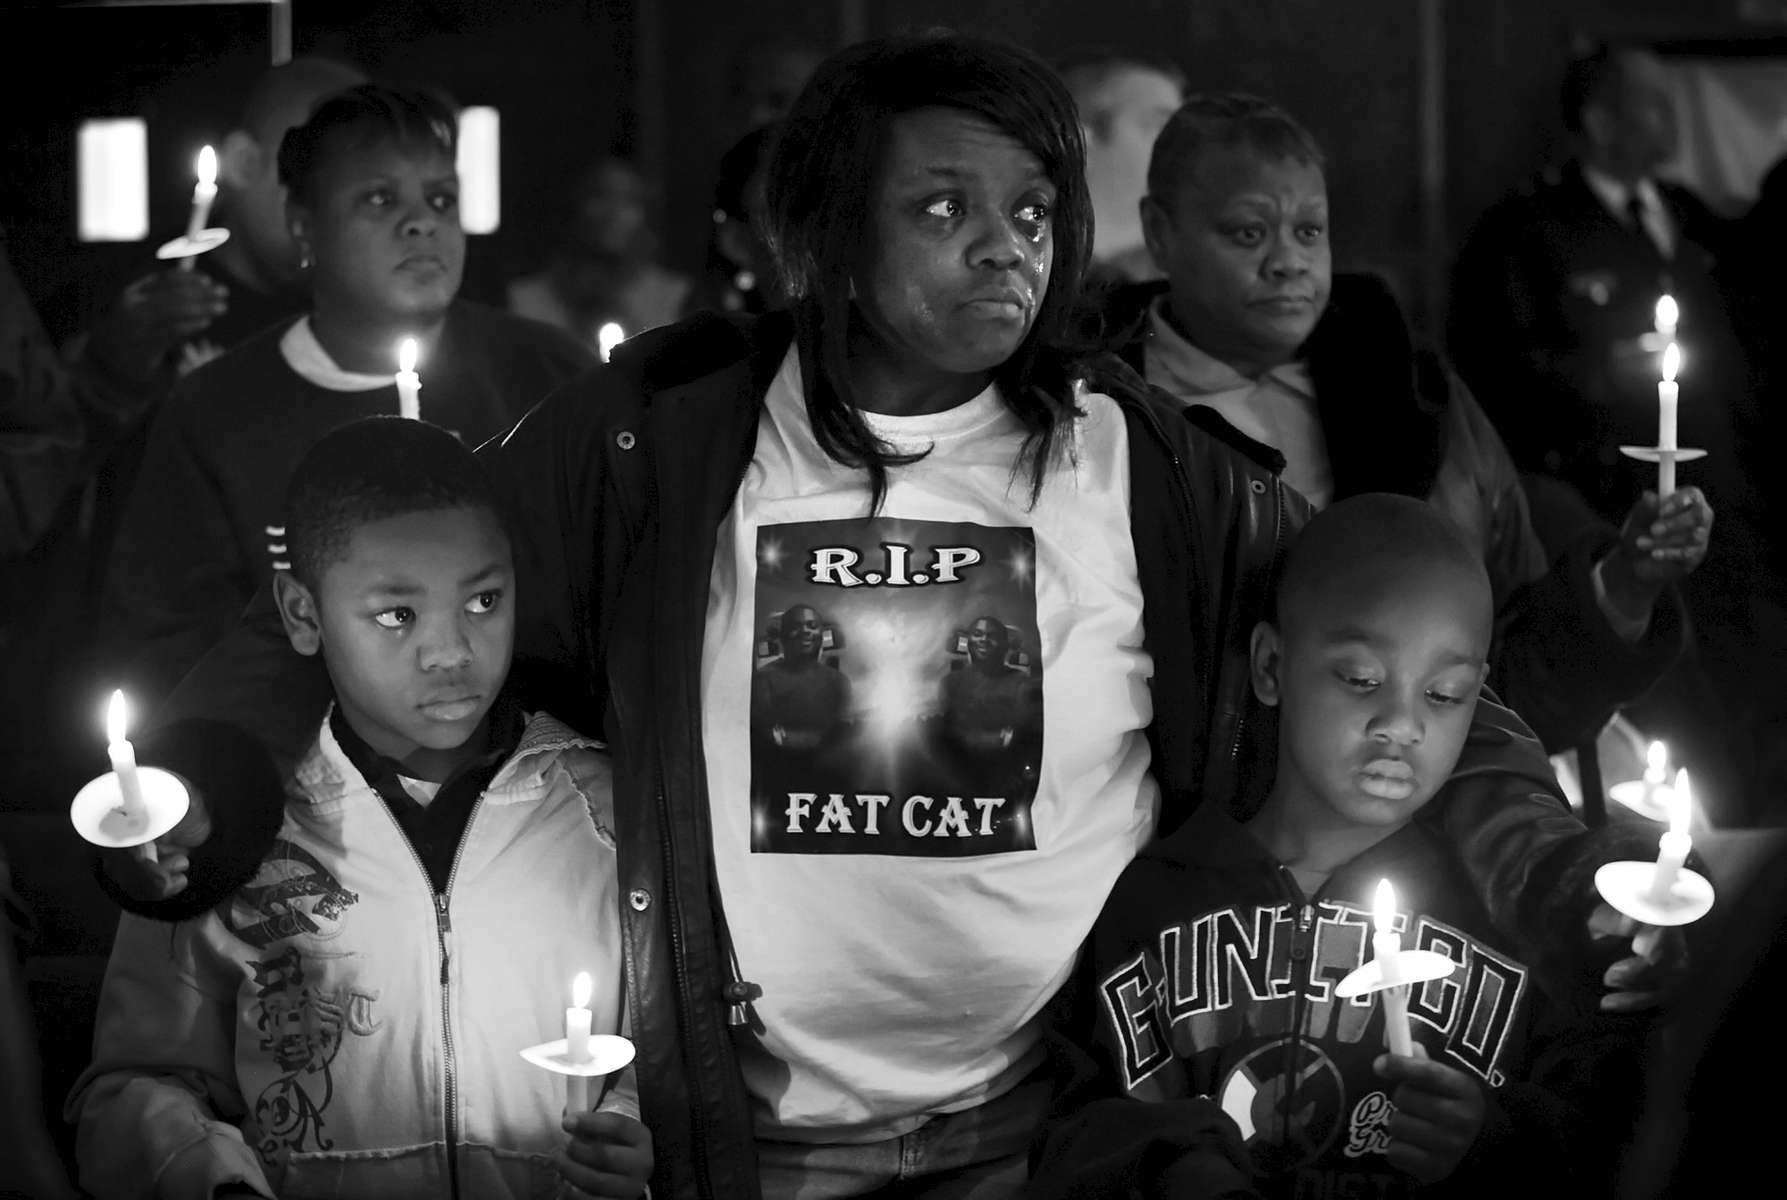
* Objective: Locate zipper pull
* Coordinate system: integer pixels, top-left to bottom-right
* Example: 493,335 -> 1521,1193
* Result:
1290,902 -> 1315,966
436,894 -> 451,986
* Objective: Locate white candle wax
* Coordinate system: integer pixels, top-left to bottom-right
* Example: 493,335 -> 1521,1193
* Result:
395,338 -> 421,421
1655,294 -> 1679,340
180,146 -> 219,272
1647,769 -> 1693,904
565,971 -> 593,1112
1659,342 -> 1681,498
104,690 -> 158,864
1372,879 -> 1414,1056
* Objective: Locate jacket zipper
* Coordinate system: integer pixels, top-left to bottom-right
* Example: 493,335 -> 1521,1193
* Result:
632,436 -> 724,1200
381,796 -> 481,1200
656,774 -> 718,1198
1275,867 -> 1316,1151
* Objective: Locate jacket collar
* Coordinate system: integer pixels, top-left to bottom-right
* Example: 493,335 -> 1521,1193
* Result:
295,703 -> 603,807
1100,275 -> 1449,499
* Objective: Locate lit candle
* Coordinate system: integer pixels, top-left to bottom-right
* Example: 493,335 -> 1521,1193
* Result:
1658,342 -> 1680,498
1642,740 -> 1668,811
565,971 -> 593,1112
597,322 -> 624,364
1372,878 -> 1414,1057
105,690 -> 156,864
1647,769 -> 1693,904
395,338 -> 421,421
1654,293 -> 1678,340
179,146 -> 219,272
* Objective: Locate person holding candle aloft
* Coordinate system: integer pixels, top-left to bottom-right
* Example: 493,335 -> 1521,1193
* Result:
1449,46 -> 1787,823
69,418 -> 647,1200
99,83 -> 593,707
1034,496 -> 1653,1199
1092,91 -> 1709,758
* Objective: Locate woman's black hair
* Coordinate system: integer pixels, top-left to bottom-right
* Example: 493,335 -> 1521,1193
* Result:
278,83 -> 458,207
764,32 -> 1092,513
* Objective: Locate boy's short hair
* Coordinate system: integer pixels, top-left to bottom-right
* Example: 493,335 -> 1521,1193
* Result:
1271,494 -> 1488,627
277,83 -> 458,206
285,417 -> 502,589
1146,91 -> 1325,207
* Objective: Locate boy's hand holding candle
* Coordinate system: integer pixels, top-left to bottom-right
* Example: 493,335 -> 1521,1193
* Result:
557,1111 -> 654,1199
1373,1046 -> 1488,1184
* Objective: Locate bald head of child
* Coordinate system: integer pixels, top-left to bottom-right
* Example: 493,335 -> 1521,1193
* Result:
1249,495 -> 1494,869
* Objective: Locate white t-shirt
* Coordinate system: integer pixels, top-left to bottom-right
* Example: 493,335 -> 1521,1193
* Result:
700,348 -> 1159,1142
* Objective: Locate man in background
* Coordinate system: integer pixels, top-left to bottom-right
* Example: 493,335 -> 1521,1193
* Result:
1060,51 -> 1186,286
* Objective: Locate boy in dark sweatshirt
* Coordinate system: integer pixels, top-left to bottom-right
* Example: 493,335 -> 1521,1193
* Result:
1033,493 -> 1643,1199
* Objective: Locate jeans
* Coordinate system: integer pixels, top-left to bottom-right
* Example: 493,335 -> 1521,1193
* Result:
755,1074 -> 1052,1200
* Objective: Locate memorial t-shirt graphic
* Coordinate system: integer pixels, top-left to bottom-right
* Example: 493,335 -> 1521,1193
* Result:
749,516 -> 1043,855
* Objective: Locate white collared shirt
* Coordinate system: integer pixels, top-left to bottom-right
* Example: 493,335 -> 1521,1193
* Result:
1144,298 -> 1334,508
1581,163 -> 1677,259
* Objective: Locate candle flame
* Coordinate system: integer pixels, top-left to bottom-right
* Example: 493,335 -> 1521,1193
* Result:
1645,740 -> 1668,784
398,338 -> 418,374
196,145 -> 217,187
1662,342 -> 1681,384
1373,878 -> 1397,934
105,689 -> 129,745
571,971 -> 592,1009
1655,293 -> 1678,333
1669,769 -> 1692,838
598,322 -> 624,363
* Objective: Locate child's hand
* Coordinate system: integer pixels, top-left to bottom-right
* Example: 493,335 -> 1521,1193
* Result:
98,781 -> 210,904
556,1111 -> 653,1199
100,843 -> 192,902
1374,1045 -> 1485,1184
1589,902 -> 1688,1013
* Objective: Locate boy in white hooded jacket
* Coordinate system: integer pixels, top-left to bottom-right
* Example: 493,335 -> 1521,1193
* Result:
68,417 -> 651,1200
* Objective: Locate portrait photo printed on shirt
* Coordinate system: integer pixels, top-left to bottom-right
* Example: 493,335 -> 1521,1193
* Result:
749,517 -> 1044,855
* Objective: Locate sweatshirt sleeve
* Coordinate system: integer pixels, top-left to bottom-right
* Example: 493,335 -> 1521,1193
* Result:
1030,920 -> 1258,1200
67,913 -> 273,1200
1417,689 -> 1663,1004
1448,379 -> 1685,752
1437,1008 -> 1650,1198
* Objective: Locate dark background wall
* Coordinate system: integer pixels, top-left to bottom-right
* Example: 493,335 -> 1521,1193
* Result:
4,0 -> 1786,337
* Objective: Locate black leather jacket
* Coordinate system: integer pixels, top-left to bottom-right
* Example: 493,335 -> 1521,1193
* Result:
135,311 -> 1640,1200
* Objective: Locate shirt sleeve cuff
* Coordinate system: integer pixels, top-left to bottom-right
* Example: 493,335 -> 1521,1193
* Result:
1591,557 -> 1652,643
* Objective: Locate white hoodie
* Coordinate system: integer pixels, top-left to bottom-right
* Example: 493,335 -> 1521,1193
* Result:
68,710 -> 633,1200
